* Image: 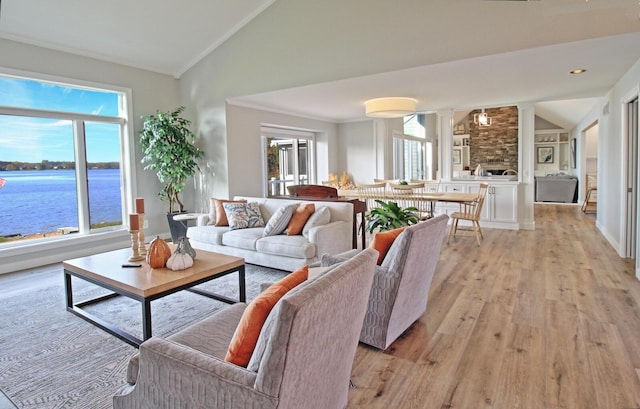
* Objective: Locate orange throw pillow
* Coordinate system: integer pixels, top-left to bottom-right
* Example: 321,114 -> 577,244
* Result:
225,265 -> 309,367
369,227 -> 406,265
214,199 -> 246,226
286,203 -> 315,235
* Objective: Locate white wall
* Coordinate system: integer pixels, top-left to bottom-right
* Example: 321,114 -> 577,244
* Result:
0,38 -> 181,274
223,103 -> 338,199
572,57 -> 640,256
337,121 -> 375,184
585,124 -> 599,174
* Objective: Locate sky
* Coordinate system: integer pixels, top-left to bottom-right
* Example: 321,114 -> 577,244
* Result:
0,76 -> 121,163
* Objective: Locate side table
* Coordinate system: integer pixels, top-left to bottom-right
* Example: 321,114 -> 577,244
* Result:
172,213 -> 202,237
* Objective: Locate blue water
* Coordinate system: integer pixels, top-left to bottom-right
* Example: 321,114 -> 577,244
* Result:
0,169 -> 122,236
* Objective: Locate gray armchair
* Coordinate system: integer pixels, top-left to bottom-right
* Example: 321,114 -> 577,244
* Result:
321,214 -> 449,350
113,249 -> 377,409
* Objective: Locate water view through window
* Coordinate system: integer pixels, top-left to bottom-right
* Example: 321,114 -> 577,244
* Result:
0,75 -> 126,245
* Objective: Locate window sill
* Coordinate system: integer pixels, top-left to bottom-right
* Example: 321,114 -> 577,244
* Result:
0,229 -> 134,275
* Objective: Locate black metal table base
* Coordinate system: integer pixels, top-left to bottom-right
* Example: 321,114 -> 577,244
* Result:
64,265 -> 246,348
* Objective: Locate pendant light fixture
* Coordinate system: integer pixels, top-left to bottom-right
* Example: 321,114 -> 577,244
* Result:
474,108 -> 492,127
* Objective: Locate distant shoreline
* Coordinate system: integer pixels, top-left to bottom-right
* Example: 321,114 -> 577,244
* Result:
0,230 -> 65,244
0,162 -> 119,172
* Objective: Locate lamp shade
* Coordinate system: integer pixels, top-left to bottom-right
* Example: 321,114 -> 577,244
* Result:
365,97 -> 417,118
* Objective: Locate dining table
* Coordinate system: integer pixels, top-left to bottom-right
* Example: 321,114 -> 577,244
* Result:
337,189 -> 478,204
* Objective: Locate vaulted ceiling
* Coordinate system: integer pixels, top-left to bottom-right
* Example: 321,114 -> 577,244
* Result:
1,0 -> 639,127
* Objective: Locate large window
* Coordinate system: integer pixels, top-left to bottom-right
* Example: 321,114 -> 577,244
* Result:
394,114 -> 434,180
0,73 -> 130,247
261,127 -> 315,196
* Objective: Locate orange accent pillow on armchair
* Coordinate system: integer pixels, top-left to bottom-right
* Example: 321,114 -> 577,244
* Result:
369,227 -> 406,265
225,265 -> 309,367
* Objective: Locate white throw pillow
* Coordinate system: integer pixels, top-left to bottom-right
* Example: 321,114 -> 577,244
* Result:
302,206 -> 331,238
263,204 -> 297,236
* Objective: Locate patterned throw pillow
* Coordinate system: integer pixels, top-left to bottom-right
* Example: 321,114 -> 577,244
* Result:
223,202 -> 265,230
213,198 -> 247,226
263,204 -> 297,236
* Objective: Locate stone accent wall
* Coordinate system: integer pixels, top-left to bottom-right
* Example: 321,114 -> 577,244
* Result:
469,106 -> 518,173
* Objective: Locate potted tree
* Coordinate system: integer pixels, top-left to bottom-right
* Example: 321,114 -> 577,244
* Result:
139,106 -> 204,242
365,200 -> 419,234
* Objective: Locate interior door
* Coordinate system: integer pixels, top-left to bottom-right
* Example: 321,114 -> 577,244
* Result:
626,98 -> 638,259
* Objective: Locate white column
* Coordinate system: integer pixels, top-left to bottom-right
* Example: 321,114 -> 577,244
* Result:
437,109 -> 454,181
518,103 -> 535,230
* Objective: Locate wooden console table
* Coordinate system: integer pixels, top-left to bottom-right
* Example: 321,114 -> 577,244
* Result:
282,185 -> 367,249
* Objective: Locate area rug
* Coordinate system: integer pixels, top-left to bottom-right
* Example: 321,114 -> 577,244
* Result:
0,263 -> 288,409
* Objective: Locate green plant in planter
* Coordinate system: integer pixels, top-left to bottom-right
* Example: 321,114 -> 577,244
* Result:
139,106 -> 204,214
365,200 -> 419,234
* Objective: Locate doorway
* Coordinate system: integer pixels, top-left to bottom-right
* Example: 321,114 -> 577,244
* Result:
581,123 -> 599,212
625,97 -> 638,262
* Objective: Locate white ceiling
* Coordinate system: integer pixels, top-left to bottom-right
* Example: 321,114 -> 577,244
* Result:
0,0 -> 277,76
230,33 -> 640,126
1,0 -> 639,128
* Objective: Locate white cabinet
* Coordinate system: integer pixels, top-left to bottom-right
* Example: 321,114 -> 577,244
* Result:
439,181 -> 519,229
468,183 -> 518,224
534,131 -> 570,177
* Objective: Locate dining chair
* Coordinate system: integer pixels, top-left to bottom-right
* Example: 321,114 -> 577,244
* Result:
357,182 -> 387,211
389,182 -> 424,218
581,174 -> 597,213
373,178 -> 398,193
447,182 -> 489,246
321,180 -> 339,188
410,179 -> 440,218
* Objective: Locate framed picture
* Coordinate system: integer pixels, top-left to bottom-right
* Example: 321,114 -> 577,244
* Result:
570,138 -> 576,169
453,148 -> 461,164
537,146 -> 554,164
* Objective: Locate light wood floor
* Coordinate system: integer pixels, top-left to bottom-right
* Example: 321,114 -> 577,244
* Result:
348,204 -> 640,409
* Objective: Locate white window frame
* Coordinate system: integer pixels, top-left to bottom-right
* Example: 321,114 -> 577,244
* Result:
0,68 -> 135,254
393,130 -> 429,181
260,126 -> 316,197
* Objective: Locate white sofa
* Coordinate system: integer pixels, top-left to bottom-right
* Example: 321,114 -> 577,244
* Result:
186,196 -> 354,271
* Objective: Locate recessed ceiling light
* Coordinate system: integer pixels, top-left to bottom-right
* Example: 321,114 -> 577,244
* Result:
570,69 -> 587,74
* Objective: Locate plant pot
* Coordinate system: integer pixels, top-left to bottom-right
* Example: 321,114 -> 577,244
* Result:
166,212 -> 188,243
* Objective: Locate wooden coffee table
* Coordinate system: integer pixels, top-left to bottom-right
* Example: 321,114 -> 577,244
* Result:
63,247 -> 245,347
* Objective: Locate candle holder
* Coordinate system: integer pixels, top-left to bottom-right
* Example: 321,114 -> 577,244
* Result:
128,229 -> 145,262
138,213 -> 147,256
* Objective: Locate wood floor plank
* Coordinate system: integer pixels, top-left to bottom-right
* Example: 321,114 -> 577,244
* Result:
393,333 -> 469,409
493,324 -> 545,409
435,283 -> 487,338
581,318 -> 640,409
571,268 -> 614,324
600,287 -> 640,370
545,261 -> 577,305
441,302 -> 512,408
488,263 -> 521,311
511,267 -> 546,328
545,300 -> 597,408
422,280 -> 465,335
